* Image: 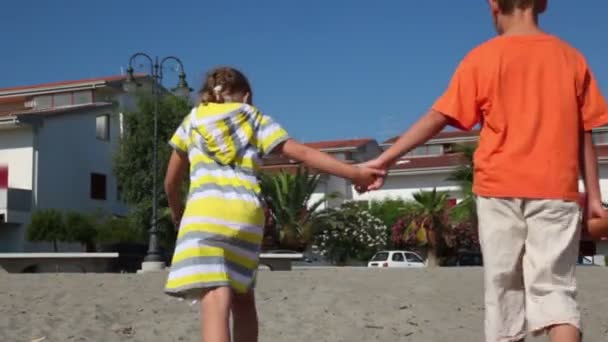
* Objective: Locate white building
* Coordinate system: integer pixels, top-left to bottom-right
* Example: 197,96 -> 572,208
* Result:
0,75 -> 146,252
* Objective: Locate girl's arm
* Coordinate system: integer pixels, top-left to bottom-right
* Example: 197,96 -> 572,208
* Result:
164,150 -> 189,229
277,139 -> 385,188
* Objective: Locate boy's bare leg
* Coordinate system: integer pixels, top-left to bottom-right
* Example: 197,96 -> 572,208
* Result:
200,287 -> 232,342
232,290 -> 258,342
548,324 -> 581,342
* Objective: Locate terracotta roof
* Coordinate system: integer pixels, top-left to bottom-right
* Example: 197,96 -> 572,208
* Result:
0,75 -> 143,94
389,153 -> 465,172
304,138 -> 372,150
383,130 -> 479,144
0,103 -> 114,118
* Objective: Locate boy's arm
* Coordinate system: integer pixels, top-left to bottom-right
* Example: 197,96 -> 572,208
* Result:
578,59 -> 608,217
375,110 -> 450,168
580,131 -> 605,217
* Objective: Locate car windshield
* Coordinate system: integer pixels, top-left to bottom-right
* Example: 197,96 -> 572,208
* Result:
371,252 -> 389,261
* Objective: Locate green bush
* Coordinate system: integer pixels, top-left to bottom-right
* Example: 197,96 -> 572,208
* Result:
368,198 -> 418,227
27,209 -> 67,252
314,202 -> 388,265
95,216 -> 146,244
64,211 -> 98,252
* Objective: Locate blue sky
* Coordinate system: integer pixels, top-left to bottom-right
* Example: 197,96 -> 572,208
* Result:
1,1 -> 606,142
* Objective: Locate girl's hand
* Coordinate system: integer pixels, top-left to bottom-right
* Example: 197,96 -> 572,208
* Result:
354,159 -> 387,192
352,165 -> 386,192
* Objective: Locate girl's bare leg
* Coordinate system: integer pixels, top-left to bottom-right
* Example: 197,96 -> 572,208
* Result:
232,290 -> 258,342
200,287 -> 232,342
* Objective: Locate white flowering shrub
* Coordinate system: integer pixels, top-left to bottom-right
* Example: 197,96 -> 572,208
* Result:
313,202 -> 387,265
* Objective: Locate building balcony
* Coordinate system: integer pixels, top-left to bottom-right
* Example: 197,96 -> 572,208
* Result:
0,188 -> 32,224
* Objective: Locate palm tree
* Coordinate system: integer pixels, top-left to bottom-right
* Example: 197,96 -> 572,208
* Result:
258,166 -> 336,250
393,189 -> 449,267
447,143 -> 477,223
411,189 -> 449,267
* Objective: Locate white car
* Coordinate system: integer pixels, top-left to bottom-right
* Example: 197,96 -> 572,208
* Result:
367,250 -> 426,268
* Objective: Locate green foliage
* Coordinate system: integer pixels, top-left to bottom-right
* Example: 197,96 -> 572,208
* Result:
447,143 -> 477,223
314,202 -> 387,265
391,189 -> 450,267
27,209 -> 67,252
368,197 -> 418,228
258,166 -> 337,250
113,93 -> 191,247
64,211 -> 98,252
94,215 -> 146,244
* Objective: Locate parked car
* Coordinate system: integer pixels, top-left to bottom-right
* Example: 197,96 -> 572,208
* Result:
367,250 -> 426,268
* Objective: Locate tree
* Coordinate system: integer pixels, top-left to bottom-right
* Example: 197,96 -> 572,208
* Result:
391,189 -> 450,267
447,143 -> 477,223
368,198 -> 420,247
113,94 -> 191,249
64,211 -> 98,252
314,202 -> 387,265
258,166 -> 336,250
27,209 -> 67,252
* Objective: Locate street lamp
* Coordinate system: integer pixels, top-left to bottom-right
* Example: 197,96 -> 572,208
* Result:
123,53 -> 191,272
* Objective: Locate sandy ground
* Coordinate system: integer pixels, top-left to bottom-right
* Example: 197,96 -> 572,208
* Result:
1,268 -> 607,342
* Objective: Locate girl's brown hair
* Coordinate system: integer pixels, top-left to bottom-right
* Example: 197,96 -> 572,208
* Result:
199,67 -> 252,104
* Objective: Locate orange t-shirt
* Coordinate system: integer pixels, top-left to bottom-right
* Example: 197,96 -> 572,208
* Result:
432,34 -> 608,201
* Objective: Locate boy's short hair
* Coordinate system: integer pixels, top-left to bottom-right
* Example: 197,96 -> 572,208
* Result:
497,0 -> 547,14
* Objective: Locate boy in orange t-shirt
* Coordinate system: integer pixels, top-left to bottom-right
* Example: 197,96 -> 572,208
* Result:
363,1 -> 608,341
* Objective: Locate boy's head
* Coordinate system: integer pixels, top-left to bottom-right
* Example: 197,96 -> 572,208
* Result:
200,67 -> 252,105
488,0 -> 547,34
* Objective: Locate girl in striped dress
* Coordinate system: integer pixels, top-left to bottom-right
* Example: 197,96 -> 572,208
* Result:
163,67 -> 383,342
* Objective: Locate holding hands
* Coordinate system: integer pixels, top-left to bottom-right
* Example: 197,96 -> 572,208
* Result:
353,158 -> 388,193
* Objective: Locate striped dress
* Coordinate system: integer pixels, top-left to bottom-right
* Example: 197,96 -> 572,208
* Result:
164,102 -> 289,297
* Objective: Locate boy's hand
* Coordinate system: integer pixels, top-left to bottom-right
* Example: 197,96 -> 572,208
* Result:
353,159 -> 387,193
587,199 -> 607,220
353,165 -> 386,192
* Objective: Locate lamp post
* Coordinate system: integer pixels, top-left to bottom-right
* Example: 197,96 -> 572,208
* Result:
123,53 -> 190,272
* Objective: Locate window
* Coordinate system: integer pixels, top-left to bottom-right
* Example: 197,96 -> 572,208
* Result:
392,252 -> 405,262
34,95 -> 52,109
53,93 -> 71,107
370,252 -> 389,261
117,184 -> 123,201
96,115 -> 110,141
73,90 -> 93,105
406,144 -> 443,157
405,253 -> 423,263
592,131 -> 608,145
90,173 -> 107,200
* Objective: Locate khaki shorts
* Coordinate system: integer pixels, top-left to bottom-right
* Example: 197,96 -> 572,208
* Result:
476,197 -> 582,342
